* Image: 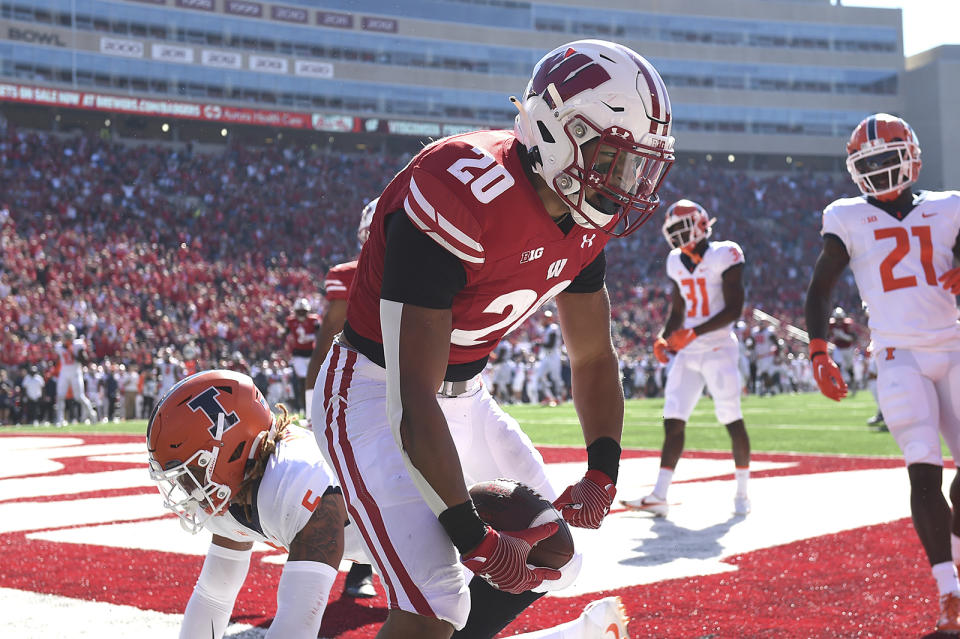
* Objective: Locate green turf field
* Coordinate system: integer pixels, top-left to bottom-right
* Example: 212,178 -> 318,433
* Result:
3,391 -> 906,457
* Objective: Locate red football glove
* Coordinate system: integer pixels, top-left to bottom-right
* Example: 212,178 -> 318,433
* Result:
461,523 -> 561,594
653,337 -> 670,364
666,328 -> 696,352
809,338 -> 847,402
940,267 -> 960,295
553,469 -> 616,529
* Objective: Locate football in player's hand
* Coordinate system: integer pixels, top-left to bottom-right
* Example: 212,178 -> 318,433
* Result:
469,478 -> 574,569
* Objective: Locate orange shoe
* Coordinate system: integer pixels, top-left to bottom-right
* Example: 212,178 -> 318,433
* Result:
938,592 -> 960,633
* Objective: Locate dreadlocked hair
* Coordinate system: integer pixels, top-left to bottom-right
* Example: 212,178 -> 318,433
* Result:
234,403 -> 293,517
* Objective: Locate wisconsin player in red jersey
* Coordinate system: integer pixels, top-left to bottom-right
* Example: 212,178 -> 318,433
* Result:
304,197 -> 380,599
314,39 -> 674,639
828,306 -> 859,393
305,197 -> 377,418
620,199 -> 750,518
283,298 -> 320,414
805,113 -> 960,633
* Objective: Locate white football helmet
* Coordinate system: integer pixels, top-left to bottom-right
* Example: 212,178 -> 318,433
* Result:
63,323 -> 77,341
358,196 -> 378,245
661,199 -> 714,250
513,39 -> 675,237
292,297 -> 310,314
845,113 -> 921,199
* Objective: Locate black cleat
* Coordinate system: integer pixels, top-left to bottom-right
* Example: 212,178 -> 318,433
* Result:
344,562 -> 376,598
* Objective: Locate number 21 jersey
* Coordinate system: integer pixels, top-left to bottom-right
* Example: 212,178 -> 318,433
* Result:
821,191 -> 960,350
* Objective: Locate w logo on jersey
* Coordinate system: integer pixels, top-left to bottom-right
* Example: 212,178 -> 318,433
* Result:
528,49 -> 611,108
546,258 -> 568,280
187,387 -> 240,437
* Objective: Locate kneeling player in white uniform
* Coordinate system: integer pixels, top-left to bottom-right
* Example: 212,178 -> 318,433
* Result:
805,113 -> 960,633
147,370 -> 365,639
621,199 -> 751,518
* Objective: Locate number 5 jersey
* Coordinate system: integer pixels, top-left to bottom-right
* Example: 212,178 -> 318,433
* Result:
821,190 -> 960,351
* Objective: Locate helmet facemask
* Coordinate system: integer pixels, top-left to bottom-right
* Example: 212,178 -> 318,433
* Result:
148,411 -> 232,534
555,116 -> 674,236
149,448 -> 231,534
846,139 -> 919,198
661,201 -> 713,250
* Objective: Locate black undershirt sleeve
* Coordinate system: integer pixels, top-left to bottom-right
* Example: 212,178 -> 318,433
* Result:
564,250 -> 606,294
381,211 -> 467,308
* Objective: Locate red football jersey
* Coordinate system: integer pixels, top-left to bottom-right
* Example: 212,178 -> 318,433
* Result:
324,261 -> 358,302
286,313 -> 320,355
347,130 -> 610,365
829,316 -> 856,349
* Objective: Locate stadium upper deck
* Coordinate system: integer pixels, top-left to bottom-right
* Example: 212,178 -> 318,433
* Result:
0,0 -> 906,171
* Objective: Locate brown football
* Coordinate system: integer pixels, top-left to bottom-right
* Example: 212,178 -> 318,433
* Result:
469,478 -> 574,569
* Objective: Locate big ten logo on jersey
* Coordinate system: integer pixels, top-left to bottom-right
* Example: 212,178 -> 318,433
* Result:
521,247 -> 544,264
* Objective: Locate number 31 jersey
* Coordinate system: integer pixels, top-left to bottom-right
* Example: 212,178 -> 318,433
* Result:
666,240 -> 744,353
821,191 -> 960,351
347,129 -> 610,365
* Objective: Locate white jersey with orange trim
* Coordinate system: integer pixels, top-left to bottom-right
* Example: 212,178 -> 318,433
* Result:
205,425 -> 336,550
666,240 -> 745,353
55,339 -> 85,372
821,191 -> 960,351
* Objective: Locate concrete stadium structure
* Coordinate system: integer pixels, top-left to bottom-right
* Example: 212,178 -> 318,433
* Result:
0,0 -> 954,185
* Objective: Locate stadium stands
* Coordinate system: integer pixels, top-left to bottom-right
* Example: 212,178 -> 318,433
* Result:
0,124 -> 862,423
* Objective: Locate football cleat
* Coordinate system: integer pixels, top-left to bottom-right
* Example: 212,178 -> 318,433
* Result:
866,413 -> 885,425
582,596 -> 630,639
620,494 -> 668,517
343,563 -> 376,598
938,592 -> 960,633
734,495 -> 751,516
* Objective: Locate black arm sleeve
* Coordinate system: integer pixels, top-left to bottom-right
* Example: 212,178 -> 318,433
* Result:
564,250 -> 606,294
381,211 -> 467,309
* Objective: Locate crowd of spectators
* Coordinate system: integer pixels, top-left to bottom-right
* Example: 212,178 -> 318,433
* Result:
0,123 -> 864,423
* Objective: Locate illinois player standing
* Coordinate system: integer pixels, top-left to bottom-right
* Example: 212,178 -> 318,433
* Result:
314,39 -> 672,639
54,323 -> 97,426
620,200 -> 750,518
284,298 -> 320,414
805,113 -> 960,633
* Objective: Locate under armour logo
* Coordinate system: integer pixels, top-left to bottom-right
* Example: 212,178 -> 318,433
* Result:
609,126 -> 632,141
581,233 -> 596,248
885,347 -> 895,361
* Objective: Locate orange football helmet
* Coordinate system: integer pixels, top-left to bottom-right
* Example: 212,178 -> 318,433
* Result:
146,369 -> 274,533
661,199 -> 714,250
846,113 -> 921,199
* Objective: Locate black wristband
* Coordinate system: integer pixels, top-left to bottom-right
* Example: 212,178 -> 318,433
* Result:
586,436 -> 621,485
438,500 -> 488,555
